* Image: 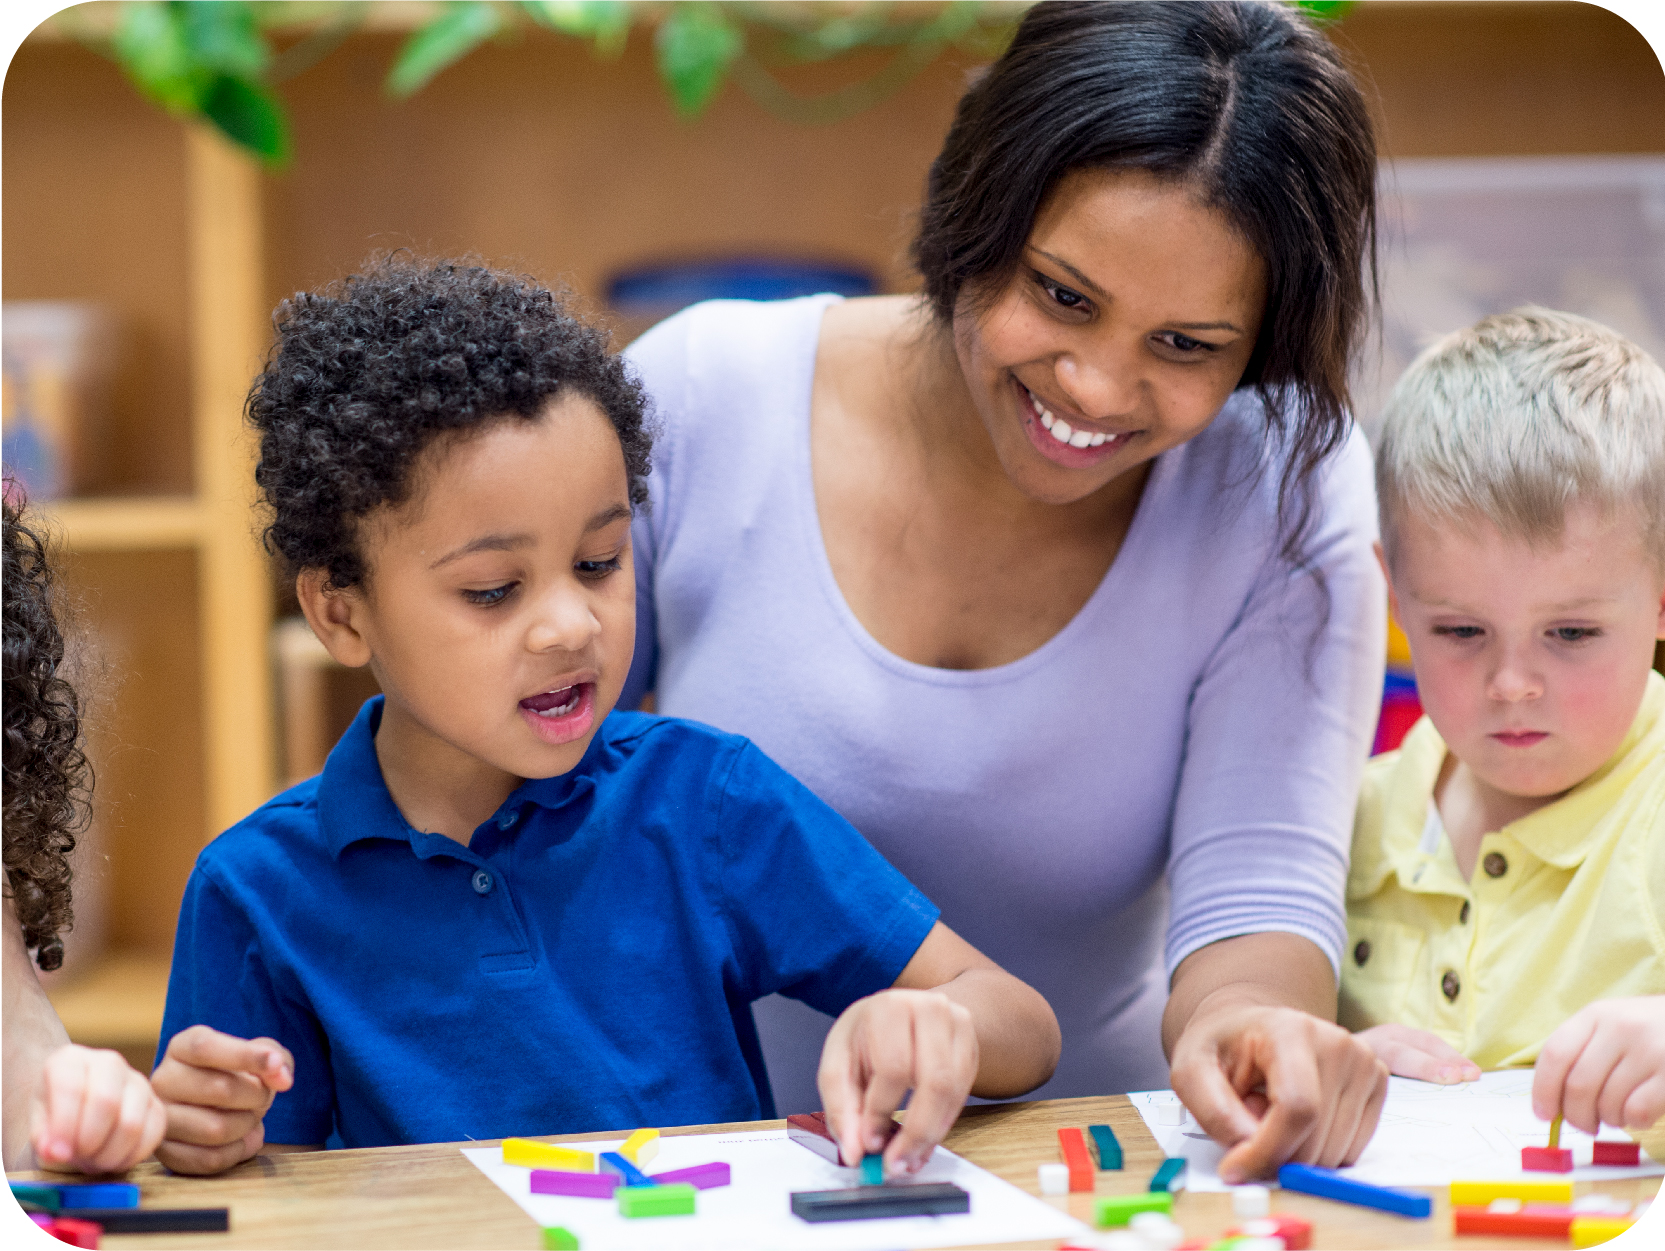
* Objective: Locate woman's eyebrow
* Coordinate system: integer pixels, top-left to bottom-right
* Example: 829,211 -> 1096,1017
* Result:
1029,247 -> 1245,335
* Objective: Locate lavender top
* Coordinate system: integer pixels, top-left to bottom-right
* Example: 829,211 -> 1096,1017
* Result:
620,296 -> 1386,1109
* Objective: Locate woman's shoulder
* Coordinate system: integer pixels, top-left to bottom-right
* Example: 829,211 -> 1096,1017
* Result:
623,294 -> 838,409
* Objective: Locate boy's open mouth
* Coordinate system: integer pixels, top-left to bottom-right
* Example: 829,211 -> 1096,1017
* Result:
521,686 -> 582,717
517,683 -> 596,746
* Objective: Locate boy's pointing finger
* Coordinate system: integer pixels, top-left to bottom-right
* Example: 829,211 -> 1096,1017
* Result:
165,1025 -> 294,1082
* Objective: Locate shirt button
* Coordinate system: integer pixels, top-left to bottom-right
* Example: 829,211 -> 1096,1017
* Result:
1483,852 -> 1508,878
1459,900 -> 1471,924
471,869 -> 494,895
1353,940 -> 1371,967
1442,970 -> 1461,1001
498,810 -> 519,830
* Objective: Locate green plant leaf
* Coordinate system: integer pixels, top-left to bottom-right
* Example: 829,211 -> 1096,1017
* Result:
112,0 -> 205,113
656,3 -> 744,117
175,0 -> 270,77
1291,0 -> 1354,21
200,73 -> 292,164
519,0 -> 631,57
387,1 -> 504,98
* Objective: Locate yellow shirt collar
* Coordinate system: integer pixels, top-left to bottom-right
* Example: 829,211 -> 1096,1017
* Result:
1382,670 -> 1665,880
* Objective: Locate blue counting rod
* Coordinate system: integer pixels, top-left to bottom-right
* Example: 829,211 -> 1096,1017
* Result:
1277,1163 -> 1431,1218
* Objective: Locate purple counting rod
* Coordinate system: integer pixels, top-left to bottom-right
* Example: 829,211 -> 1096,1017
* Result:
652,1162 -> 731,1190
531,1169 -> 620,1198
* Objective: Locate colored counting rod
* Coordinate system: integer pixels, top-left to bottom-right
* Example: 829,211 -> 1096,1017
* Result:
1453,1206 -> 1575,1237
1277,1163 -> 1431,1218
785,1110 -> 899,1167
1572,1215 -> 1636,1247
1593,1140 -> 1642,1166
651,1161 -> 732,1189
56,1183 -> 142,1210
790,1182 -> 970,1223
618,1183 -> 696,1218
52,1208 -> 231,1233
1088,1124 -> 1123,1170
1057,1127 -> 1094,1192
599,1152 -> 655,1187
541,1229 -> 579,1251
503,1138 -> 596,1171
1095,1193 -> 1173,1227
1450,1179 -> 1573,1205
1522,1114 -> 1573,1172
1149,1157 -> 1187,1193
532,1169 -> 618,1198
620,1127 -> 660,1167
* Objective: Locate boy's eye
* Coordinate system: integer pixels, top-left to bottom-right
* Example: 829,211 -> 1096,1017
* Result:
1432,625 -> 1484,640
1550,626 -> 1601,643
462,583 -> 517,606
576,556 -> 623,580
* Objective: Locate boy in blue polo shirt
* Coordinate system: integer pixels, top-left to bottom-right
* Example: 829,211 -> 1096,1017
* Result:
153,258 -> 1059,1175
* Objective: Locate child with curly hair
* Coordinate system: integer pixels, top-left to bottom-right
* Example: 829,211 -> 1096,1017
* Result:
3,491 -> 167,1172
154,256 -> 1059,1173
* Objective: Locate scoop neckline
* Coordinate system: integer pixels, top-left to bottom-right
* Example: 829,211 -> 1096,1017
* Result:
791,294 -> 1163,688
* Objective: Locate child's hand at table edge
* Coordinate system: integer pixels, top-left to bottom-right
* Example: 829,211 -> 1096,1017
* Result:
1356,1023 -> 1482,1085
28,1044 -> 167,1174
1531,996 -> 1665,1135
149,1025 -> 295,1174
818,921 -> 1060,1178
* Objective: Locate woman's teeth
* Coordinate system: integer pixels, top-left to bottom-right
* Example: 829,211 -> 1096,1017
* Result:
1031,391 -> 1110,448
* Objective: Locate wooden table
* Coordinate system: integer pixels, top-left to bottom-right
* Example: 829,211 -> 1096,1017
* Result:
11,1096 -> 1661,1249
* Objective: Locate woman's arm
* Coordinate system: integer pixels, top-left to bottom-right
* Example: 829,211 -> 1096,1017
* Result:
3,895 -> 69,1169
819,921 -> 1060,1176
1165,932 -> 1388,1183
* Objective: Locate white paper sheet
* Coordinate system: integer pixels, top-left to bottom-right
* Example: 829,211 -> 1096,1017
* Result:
1131,1071 -> 1665,1193
462,1128 -> 1089,1250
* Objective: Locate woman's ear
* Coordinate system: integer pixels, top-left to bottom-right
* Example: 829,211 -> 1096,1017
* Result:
295,570 -> 373,669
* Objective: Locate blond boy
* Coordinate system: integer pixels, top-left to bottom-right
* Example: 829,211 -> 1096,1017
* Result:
1343,308 -> 1665,1137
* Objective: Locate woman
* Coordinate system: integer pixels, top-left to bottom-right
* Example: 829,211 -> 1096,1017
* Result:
622,1 -> 1388,1181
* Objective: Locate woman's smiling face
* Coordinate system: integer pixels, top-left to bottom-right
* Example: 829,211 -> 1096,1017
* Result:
953,166 -> 1268,506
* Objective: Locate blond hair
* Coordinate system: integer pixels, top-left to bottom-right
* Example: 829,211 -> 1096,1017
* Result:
1377,307 -> 1665,568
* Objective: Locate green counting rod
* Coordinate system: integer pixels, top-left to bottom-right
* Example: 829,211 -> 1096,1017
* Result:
618,1183 -> 697,1218
1096,1192 -> 1173,1227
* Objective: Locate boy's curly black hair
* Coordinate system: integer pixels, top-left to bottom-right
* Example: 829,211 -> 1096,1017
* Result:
3,489 -> 88,971
249,256 -> 651,588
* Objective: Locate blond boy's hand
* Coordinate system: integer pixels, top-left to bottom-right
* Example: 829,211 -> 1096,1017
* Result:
819,988 -> 979,1178
28,1044 -> 167,1174
149,1025 -> 293,1175
1356,1024 -> 1482,1085
1532,997 -> 1665,1135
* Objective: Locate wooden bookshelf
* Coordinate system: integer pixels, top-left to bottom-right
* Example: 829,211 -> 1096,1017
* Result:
40,495 -> 202,551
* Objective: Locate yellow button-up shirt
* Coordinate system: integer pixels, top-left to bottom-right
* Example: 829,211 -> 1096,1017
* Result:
1340,671 -> 1665,1068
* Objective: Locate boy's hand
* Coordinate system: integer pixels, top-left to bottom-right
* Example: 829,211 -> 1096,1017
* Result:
149,1025 -> 293,1175
1171,1000 -> 1389,1183
28,1044 -> 167,1174
1532,997 -> 1665,1135
819,988 -> 979,1178
1356,1024 -> 1482,1085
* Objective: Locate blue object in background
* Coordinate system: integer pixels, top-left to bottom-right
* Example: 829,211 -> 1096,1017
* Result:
1278,1162 -> 1432,1218
55,1182 -> 141,1209
606,257 -> 877,326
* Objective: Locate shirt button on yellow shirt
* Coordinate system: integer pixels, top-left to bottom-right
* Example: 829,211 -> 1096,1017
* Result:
1340,671 -> 1665,1069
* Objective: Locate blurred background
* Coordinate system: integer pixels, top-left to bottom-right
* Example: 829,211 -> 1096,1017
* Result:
3,0 -> 1663,1075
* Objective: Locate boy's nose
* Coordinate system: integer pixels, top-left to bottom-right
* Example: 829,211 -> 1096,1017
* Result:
526,587 -> 600,652
1487,657 -> 1543,703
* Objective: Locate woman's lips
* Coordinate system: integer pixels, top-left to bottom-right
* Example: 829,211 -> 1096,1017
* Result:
1015,377 -> 1131,468
518,682 -> 595,745
1491,730 -> 1549,748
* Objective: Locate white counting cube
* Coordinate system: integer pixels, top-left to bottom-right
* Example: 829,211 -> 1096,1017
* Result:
1038,1161 -> 1070,1195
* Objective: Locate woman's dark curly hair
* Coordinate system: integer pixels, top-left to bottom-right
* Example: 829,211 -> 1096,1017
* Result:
249,256 -> 652,588
3,489 -> 88,971
914,0 -> 1377,566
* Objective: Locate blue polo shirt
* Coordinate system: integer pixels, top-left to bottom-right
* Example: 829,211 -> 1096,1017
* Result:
158,698 -> 939,1148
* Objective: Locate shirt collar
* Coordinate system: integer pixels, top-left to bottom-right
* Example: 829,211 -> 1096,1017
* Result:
1379,670 -> 1665,881
316,696 -> 604,859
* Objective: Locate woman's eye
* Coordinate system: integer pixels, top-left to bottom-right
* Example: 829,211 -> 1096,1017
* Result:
462,583 -> 517,606
1154,331 -> 1216,354
1432,625 -> 1483,640
1551,626 -> 1600,643
1035,273 -> 1089,312
576,556 -> 623,580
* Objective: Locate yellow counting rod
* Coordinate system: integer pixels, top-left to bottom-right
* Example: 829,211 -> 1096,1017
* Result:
502,1138 -> 597,1172
1449,1179 -> 1573,1206
620,1128 -> 660,1168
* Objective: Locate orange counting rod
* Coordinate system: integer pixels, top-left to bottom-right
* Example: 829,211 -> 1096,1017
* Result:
1452,1206 -> 1575,1237
1057,1127 -> 1094,1192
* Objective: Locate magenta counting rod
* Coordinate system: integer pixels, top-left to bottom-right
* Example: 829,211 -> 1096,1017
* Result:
651,1161 -> 731,1190
530,1169 -> 619,1198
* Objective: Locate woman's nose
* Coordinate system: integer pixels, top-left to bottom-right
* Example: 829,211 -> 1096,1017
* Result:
1053,343 -> 1140,420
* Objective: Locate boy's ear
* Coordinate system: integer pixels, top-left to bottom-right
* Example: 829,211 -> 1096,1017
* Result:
295,570 -> 373,669
1373,541 -> 1403,626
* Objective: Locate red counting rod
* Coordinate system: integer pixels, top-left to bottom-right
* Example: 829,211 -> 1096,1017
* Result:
1592,1141 -> 1641,1166
1057,1127 -> 1094,1193
1452,1206 -> 1574,1237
